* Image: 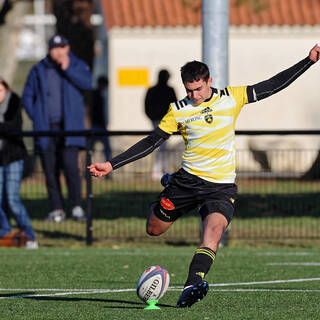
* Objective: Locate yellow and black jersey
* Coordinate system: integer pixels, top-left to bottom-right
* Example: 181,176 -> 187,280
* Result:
159,86 -> 248,183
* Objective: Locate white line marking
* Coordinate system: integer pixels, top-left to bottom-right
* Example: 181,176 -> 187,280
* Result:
0,289 -> 136,300
267,263 -> 320,266
0,288 -> 112,292
256,252 -> 313,256
209,278 -> 320,287
1,287 -> 320,300
213,289 -> 320,293
1,278 -> 320,300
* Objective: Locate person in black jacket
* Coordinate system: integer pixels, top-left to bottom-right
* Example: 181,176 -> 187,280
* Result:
0,78 -> 37,249
145,70 -> 177,180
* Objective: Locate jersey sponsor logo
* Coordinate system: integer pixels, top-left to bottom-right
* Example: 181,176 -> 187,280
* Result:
185,115 -> 202,124
200,107 -> 213,114
160,197 -> 175,210
205,114 -> 213,124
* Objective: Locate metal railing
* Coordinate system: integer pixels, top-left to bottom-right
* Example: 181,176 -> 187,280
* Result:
1,129 -> 320,245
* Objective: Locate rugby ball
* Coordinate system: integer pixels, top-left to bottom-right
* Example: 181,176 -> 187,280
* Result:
136,265 -> 170,301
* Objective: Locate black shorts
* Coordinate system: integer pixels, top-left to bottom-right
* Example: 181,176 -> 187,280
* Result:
152,168 -> 237,225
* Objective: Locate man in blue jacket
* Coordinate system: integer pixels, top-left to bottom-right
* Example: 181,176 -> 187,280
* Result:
22,34 -> 92,222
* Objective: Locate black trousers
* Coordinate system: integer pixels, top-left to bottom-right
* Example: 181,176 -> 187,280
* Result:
39,130 -> 82,211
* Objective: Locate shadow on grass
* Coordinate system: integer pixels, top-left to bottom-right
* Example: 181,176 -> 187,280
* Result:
165,240 -> 198,246
25,296 -> 175,309
34,229 -> 86,241
0,292 -> 35,298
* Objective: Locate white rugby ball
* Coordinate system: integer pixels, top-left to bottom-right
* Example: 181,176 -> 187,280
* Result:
136,265 -> 170,301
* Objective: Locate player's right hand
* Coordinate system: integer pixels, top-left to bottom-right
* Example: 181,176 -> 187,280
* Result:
87,161 -> 113,178
309,44 -> 320,62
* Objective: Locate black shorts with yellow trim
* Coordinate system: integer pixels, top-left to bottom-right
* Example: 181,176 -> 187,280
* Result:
152,169 -> 237,225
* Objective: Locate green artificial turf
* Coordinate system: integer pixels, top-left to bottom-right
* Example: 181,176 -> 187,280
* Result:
0,247 -> 319,319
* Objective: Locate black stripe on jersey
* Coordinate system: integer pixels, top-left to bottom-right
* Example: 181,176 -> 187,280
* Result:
220,88 -> 229,97
174,100 -> 187,110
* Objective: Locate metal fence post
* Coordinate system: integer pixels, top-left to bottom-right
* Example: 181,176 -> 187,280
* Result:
85,134 -> 93,246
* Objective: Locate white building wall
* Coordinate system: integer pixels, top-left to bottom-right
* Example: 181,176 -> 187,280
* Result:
231,26 -> 320,131
109,26 -> 320,130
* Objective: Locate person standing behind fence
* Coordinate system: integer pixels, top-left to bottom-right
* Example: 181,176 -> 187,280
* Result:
0,78 -> 38,249
22,34 -> 92,223
145,69 -> 177,180
90,76 -> 112,162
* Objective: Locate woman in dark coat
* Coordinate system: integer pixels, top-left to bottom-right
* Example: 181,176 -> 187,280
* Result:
0,78 -> 37,248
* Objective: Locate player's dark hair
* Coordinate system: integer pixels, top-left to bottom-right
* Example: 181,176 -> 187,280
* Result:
180,61 -> 210,83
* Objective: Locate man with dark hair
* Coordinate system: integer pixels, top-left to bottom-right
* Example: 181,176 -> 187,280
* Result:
88,44 -> 320,308
180,61 -> 210,83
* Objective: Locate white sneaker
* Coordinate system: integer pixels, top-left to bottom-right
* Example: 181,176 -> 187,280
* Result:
26,240 -> 39,249
72,206 -> 86,221
46,209 -> 66,222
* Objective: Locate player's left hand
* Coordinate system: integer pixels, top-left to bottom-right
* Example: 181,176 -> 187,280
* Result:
309,44 -> 320,62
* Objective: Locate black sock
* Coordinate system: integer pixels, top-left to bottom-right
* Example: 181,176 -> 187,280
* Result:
184,247 -> 216,288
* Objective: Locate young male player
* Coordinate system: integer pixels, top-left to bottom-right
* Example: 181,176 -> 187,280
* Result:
88,44 -> 320,308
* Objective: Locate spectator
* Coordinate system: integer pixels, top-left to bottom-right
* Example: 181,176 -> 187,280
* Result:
145,69 -> 177,180
0,77 -> 38,249
90,76 -> 111,162
22,34 -> 92,222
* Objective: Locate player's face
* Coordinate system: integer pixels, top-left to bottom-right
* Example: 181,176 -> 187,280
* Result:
0,83 -> 7,104
184,78 -> 213,105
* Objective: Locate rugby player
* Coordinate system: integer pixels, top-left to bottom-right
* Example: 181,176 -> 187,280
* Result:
88,44 -> 320,308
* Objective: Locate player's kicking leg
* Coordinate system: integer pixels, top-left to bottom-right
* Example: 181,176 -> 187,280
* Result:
146,209 -> 174,236
146,172 -> 181,236
177,212 -> 228,308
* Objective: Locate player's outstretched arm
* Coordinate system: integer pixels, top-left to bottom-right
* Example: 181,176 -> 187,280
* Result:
247,43 -> 320,103
88,161 -> 113,178
87,128 -> 170,178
